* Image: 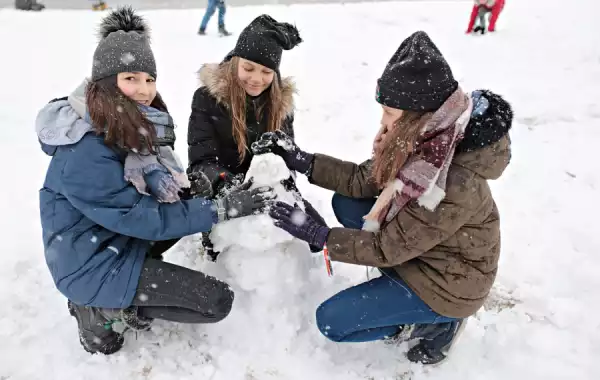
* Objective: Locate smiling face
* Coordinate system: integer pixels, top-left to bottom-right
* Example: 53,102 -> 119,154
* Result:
237,58 -> 275,96
116,71 -> 157,106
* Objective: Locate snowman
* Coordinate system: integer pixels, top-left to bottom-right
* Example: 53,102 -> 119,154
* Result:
208,153 -> 315,302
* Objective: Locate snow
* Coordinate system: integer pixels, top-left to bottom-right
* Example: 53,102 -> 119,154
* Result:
1,0 -> 599,379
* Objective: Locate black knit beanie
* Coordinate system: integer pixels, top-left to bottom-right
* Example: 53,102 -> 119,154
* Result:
376,31 -> 457,112
223,15 -> 302,74
92,7 -> 157,82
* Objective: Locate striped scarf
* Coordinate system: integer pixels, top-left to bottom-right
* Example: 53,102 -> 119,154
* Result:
363,87 -> 473,232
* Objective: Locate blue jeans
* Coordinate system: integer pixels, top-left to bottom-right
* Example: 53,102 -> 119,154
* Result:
200,0 -> 226,30
315,194 -> 457,343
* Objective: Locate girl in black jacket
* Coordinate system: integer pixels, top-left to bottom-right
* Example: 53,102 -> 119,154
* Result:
187,15 -> 326,258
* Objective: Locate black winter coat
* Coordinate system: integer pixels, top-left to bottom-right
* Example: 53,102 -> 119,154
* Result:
187,63 -> 296,184
187,64 -> 327,253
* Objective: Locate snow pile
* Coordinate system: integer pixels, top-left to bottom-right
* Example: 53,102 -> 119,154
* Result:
199,153 -> 325,366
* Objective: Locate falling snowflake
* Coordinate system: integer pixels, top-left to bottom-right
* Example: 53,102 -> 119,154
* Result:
121,52 -> 135,65
90,236 -> 98,243
138,293 -> 149,302
291,210 -> 307,226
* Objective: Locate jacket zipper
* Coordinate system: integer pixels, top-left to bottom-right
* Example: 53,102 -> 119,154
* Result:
253,99 -> 260,124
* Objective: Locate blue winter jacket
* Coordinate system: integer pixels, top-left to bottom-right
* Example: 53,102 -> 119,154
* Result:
36,96 -> 217,308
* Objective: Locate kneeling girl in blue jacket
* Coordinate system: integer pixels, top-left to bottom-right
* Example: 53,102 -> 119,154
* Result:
35,7 -> 274,355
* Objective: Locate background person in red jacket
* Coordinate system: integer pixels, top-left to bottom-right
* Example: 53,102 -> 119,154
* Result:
466,0 -> 505,34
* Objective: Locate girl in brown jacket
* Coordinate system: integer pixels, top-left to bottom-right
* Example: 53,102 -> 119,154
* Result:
253,31 -> 513,365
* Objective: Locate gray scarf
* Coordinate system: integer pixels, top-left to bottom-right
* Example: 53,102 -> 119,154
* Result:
55,79 -> 189,202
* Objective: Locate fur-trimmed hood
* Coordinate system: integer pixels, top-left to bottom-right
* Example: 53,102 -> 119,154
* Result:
454,90 -> 513,180
458,90 -> 513,154
198,63 -> 296,122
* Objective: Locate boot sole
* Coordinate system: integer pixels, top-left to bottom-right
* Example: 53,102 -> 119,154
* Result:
68,302 -> 125,355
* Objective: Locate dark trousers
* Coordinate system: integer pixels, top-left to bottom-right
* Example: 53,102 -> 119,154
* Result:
315,194 -> 457,343
131,239 -> 234,324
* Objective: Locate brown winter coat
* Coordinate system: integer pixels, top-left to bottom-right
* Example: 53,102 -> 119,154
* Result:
311,93 -> 512,318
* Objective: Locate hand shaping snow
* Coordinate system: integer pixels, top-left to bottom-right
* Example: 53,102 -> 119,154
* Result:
251,130 -> 314,174
214,178 -> 276,222
269,202 -> 330,250
188,170 -> 213,198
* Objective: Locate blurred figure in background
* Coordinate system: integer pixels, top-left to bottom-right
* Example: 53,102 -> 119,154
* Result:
198,0 -> 231,36
466,0 -> 505,34
90,1 -> 109,11
15,0 -> 45,11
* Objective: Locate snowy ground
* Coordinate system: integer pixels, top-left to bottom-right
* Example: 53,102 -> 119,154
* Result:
1,0 -> 599,379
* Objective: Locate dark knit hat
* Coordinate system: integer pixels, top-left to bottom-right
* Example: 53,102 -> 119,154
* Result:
223,15 -> 302,73
92,7 -> 156,82
376,31 -> 458,112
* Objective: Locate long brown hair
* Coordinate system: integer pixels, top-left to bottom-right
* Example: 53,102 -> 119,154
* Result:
371,111 -> 431,188
86,76 -> 168,154
225,57 -> 285,162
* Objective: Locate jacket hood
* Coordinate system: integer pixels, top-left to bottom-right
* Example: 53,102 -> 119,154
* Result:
35,79 -> 92,156
198,63 -> 296,122
458,89 -> 513,154
454,135 -> 511,180
453,90 -> 513,180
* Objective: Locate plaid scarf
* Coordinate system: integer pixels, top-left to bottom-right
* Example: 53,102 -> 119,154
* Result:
363,87 -> 473,232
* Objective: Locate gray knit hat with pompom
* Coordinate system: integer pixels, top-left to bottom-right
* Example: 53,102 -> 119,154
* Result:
92,6 -> 156,81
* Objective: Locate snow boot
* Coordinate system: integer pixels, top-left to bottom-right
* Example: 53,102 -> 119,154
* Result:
67,300 -> 125,355
68,302 -> 153,354
406,319 -> 468,365
198,28 -> 206,36
473,25 -> 486,34
91,2 -> 108,11
218,26 -> 232,37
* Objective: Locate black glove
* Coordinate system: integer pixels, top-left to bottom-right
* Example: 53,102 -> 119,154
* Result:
216,173 -> 245,197
188,170 -> 214,198
251,130 -> 314,174
190,164 -> 237,195
214,177 -> 277,222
